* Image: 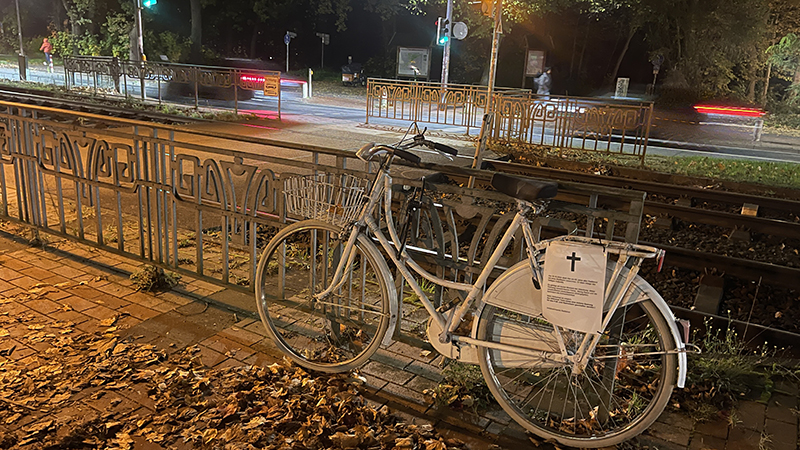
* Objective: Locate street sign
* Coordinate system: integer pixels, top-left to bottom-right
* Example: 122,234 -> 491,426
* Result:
615,77 -> 630,98
525,50 -> 546,77
396,47 -> 430,79
453,22 -> 468,40
315,32 -> 330,45
285,32 -> 297,72
263,74 -> 280,97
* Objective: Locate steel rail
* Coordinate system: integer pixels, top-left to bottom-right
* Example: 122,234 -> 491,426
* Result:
488,159 -> 800,214
483,160 -> 800,235
642,202 -> 800,238
652,244 -> 800,289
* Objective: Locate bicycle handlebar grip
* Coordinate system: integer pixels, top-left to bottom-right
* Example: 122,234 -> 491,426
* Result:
394,148 -> 422,164
433,142 -> 458,156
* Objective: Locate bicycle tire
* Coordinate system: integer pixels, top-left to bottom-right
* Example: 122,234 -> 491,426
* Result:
255,220 -> 393,373
476,284 -> 677,447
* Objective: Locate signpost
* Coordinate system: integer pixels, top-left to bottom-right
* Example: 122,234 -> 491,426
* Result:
615,77 -> 630,98
315,32 -> 330,69
523,49 -> 546,88
396,47 -> 431,79
284,31 -> 297,73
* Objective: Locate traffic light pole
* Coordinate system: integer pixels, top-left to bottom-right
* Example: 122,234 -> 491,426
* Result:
441,0 -> 454,90
134,0 -> 145,61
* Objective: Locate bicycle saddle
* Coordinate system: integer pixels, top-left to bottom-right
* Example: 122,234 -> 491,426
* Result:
491,173 -> 558,201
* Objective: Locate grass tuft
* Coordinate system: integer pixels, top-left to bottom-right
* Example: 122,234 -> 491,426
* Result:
130,264 -> 181,292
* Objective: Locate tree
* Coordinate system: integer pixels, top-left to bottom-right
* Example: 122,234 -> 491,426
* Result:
60,0 -> 97,37
767,32 -> 800,104
190,0 -> 201,58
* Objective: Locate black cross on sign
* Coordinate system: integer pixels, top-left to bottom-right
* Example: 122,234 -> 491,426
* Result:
566,252 -> 581,271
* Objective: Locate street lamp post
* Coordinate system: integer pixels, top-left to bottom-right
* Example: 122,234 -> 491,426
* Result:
15,0 -> 23,56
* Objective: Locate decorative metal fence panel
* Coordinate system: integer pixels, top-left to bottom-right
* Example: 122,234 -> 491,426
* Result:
62,57 -> 281,115
366,78 -> 526,132
0,101 -> 646,343
366,79 -> 653,162
492,93 -> 653,163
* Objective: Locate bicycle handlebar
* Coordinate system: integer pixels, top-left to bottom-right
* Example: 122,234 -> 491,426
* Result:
431,141 -> 458,156
393,148 -> 422,164
356,134 -> 458,165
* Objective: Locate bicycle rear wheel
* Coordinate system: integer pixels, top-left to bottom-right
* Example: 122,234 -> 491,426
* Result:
255,220 -> 393,373
476,296 -> 677,447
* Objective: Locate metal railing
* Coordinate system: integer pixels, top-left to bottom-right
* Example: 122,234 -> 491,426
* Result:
366,79 -> 653,163
366,78 -> 527,132
0,101 -> 646,343
62,56 -> 281,116
492,93 -> 653,163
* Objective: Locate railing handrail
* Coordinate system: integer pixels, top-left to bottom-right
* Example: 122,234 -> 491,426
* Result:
367,77 -> 527,92
64,55 -> 282,77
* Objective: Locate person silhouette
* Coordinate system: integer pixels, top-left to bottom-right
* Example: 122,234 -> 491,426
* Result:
40,38 -> 53,72
536,67 -> 551,97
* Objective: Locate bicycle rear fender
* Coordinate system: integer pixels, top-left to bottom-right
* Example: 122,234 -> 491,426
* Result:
481,259 -> 688,388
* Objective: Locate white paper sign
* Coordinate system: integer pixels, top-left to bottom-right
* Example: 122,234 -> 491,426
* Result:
543,241 -> 606,333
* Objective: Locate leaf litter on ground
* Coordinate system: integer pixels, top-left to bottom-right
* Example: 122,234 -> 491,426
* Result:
0,296 -> 470,450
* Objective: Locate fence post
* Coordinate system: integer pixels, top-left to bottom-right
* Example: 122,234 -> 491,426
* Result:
234,69 -> 238,114
157,64 -> 162,105
111,57 -> 121,93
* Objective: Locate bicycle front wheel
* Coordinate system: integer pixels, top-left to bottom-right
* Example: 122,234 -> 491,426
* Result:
255,220 -> 393,373
476,297 -> 677,447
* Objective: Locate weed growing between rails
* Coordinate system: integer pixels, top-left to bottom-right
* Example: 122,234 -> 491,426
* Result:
671,316 -> 798,422
425,362 -> 494,413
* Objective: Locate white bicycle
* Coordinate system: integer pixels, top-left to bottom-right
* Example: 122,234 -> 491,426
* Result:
255,130 -> 690,447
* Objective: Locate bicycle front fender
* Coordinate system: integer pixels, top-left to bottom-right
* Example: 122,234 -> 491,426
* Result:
346,230 -> 398,348
482,259 -> 687,388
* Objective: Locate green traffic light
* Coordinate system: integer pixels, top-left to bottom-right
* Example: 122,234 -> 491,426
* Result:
439,36 -> 449,44
142,0 -> 157,7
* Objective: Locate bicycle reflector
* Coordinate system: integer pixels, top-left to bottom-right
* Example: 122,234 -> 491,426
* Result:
657,249 -> 666,272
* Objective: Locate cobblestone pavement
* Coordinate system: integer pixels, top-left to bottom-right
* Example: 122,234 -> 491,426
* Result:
1,229 -> 798,449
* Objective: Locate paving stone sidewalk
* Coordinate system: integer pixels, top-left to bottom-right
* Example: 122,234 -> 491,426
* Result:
0,230 -> 798,450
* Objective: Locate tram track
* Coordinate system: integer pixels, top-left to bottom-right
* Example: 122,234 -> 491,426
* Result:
432,160 -> 800,292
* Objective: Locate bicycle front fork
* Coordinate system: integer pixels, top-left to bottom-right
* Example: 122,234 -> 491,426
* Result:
313,225 -> 362,301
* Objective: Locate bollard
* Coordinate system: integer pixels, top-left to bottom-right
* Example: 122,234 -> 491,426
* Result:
17,54 -> 27,81
753,119 -> 764,142
308,68 -> 313,98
